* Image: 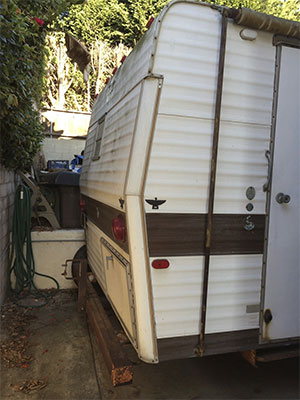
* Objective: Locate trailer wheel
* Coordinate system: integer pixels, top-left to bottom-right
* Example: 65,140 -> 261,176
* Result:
72,245 -> 87,284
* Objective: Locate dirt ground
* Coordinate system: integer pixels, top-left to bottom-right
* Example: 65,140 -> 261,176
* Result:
0,290 -> 299,400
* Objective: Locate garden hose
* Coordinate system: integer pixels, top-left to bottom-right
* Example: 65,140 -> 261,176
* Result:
8,184 -> 59,307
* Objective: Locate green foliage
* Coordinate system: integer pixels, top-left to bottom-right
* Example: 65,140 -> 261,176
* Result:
125,0 -> 169,45
0,0 -> 84,171
61,0 -> 130,46
44,0 -> 299,117
60,0 -> 169,47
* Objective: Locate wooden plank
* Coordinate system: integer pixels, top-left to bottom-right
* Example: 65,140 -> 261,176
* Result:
85,280 -> 133,386
146,213 -> 265,256
77,260 -> 87,313
157,329 -> 259,361
256,346 -> 299,362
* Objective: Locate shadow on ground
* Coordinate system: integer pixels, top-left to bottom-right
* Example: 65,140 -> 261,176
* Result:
1,290 -> 299,400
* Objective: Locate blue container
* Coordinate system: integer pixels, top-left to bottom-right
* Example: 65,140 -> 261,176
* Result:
47,160 -> 69,170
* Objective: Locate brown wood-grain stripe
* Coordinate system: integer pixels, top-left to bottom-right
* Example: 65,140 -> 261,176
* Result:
83,195 -> 128,253
157,329 -> 259,361
146,213 -> 265,257
83,196 -> 265,257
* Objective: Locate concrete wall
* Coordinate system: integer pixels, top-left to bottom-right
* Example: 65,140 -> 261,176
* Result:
42,137 -> 86,165
0,165 -> 16,305
30,229 -> 85,289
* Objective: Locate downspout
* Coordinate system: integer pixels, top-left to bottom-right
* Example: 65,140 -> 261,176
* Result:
195,10 -> 228,357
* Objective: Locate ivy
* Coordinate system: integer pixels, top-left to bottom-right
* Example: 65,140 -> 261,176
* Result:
0,0 -> 84,171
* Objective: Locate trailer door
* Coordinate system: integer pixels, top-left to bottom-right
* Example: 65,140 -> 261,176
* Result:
261,45 -> 300,342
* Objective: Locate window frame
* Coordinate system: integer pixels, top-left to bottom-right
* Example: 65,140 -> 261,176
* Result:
92,116 -> 105,161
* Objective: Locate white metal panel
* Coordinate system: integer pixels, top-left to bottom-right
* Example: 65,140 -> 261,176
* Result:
214,120 -> 270,214
86,220 -> 130,292
80,16 -> 158,204
144,114 -> 213,213
221,26 -> 276,125
151,255 -> 262,338
102,244 -> 133,337
126,195 -> 158,362
213,23 -> 275,214
86,220 -> 106,290
80,123 -> 97,191
125,77 -> 163,196
152,3 -> 221,120
146,8 -> 274,215
262,46 -> 300,341
81,84 -> 141,208
88,20 -> 157,127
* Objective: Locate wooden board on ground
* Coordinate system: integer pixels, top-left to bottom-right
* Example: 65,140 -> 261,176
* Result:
83,279 -> 133,386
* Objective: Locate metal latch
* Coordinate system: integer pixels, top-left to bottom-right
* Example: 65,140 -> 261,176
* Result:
275,192 -> 291,204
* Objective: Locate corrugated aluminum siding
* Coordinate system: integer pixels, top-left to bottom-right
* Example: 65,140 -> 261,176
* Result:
145,3 -> 221,213
86,220 -> 130,294
214,24 -> 275,214
80,18 -> 158,207
81,84 -> 142,209
151,254 -> 262,338
145,2 -> 275,337
86,220 -> 106,290
145,5 -> 274,214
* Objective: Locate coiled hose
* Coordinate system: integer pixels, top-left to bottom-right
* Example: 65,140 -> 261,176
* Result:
8,184 -> 59,307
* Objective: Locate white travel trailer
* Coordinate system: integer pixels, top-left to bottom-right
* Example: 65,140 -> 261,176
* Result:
80,0 -> 300,363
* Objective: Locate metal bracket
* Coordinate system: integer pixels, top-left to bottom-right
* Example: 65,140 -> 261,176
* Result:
18,171 -> 60,229
244,215 -> 255,231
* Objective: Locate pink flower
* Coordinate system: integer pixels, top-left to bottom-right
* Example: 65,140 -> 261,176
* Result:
33,17 -> 45,27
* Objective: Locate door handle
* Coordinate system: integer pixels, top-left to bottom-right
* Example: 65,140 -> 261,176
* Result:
275,192 -> 291,204
106,255 -> 113,270
263,150 -> 271,192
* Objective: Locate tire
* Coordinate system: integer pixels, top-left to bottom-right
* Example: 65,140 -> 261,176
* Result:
71,245 -> 87,284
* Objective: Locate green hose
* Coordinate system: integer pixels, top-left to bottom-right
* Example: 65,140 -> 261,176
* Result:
8,184 -> 60,307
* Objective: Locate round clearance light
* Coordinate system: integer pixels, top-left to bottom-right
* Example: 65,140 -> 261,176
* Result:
240,29 -> 257,41
112,215 -> 126,242
152,259 -> 170,269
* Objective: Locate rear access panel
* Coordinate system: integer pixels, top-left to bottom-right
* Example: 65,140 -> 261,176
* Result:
261,45 -> 300,342
100,238 -> 136,343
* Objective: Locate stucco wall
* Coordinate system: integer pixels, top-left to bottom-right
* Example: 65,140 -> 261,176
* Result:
0,165 -> 16,305
42,137 -> 86,165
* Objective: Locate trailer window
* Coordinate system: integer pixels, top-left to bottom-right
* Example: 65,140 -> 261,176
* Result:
92,118 -> 105,160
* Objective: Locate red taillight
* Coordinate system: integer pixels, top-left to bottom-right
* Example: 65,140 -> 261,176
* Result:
146,16 -> 154,29
80,197 -> 86,213
112,215 -> 126,242
152,259 -> 170,269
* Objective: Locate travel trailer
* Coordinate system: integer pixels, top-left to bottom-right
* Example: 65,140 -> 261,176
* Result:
80,0 -> 300,363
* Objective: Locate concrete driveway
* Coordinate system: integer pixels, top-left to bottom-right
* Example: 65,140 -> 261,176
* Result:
1,291 -> 299,399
